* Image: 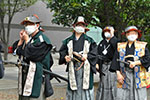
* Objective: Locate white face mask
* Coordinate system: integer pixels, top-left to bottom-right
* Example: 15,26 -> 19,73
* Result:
25,24 -> 37,35
104,32 -> 111,38
127,34 -> 138,41
74,26 -> 85,34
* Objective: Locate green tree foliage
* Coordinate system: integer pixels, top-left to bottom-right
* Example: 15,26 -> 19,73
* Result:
0,0 -> 37,60
46,0 -> 150,36
46,0 -> 150,49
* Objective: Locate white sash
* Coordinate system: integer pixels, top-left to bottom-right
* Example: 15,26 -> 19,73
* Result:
18,65 -> 22,95
67,40 -> 90,90
23,61 -> 36,96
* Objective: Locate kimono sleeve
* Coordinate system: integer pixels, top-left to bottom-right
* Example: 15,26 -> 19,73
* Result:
87,42 -> 97,73
16,43 -> 25,56
96,41 -> 103,71
24,42 -> 52,62
140,47 -> 150,70
109,36 -> 118,50
110,50 -> 120,72
59,43 -> 68,65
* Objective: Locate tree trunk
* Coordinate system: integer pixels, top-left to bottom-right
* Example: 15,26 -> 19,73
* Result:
0,16 -> 6,60
0,16 -> 12,60
3,43 -> 8,60
0,17 -> 8,60
4,17 -> 12,60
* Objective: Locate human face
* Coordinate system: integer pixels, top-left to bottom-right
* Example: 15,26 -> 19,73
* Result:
74,23 -> 85,34
104,31 -> 111,38
126,31 -> 138,42
24,22 -> 39,35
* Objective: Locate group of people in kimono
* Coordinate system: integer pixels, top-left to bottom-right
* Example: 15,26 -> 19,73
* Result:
10,14 -> 150,100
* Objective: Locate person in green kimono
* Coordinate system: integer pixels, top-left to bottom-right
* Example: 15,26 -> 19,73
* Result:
15,14 -> 53,100
59,16 -> 97,100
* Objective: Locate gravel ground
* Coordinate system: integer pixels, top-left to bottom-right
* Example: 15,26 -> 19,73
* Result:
0,83 -> 98,100
0,83 -> 149,100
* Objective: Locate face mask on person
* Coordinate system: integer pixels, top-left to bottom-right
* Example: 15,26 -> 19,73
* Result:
25,24 -> 37,35
127,34 -> 138,41
104,32 -> 111,38
74,26 -> 85,34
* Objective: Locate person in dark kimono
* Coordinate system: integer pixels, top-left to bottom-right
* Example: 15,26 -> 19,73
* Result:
0,43 -> 4,79
96,26 -> 118,100
59,16 -> 97,100
14,14 -> 53,100
110,26 -> 150,100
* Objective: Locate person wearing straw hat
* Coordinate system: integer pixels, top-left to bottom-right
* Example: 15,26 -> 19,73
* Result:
15,14 -> 53,100
110,26 -> 150,100
59,16 -> 97,100
96,26 -> 118,100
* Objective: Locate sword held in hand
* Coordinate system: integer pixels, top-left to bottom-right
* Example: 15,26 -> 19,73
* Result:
117,59 -> 130,66
71,52 -> 85,71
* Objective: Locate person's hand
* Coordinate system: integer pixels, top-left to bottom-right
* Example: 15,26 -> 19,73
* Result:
96,64 -> 99,71
128,61 -> 136,69
128,60 -> 141,69
18,30 -> 26,46
22,31 -> 29,44
148,67 -> 150,72
19,30 -> 26,40
116,71 -> 124,84
81,55 -> 87,61
65,55 -> 71,63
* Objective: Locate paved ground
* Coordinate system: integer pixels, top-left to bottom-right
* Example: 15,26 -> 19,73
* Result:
0,53 -> 149,100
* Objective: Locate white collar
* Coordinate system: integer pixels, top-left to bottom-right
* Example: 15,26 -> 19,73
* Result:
105,39 -> 109,43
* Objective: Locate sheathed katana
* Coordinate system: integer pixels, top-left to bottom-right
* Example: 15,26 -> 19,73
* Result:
3,60 -> 68,82
72,52 -> 85,71
117,59 -> 130,65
